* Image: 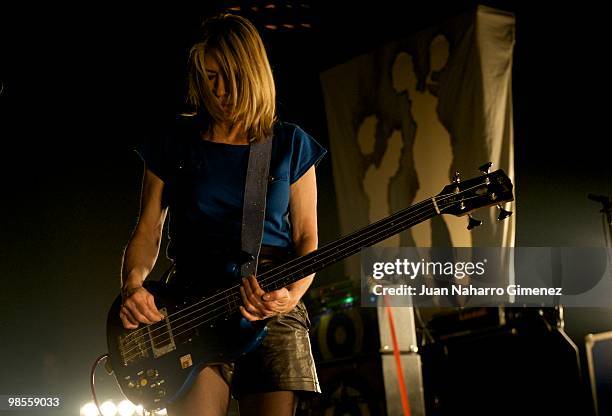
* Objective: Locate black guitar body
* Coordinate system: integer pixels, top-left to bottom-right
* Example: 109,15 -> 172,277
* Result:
106,280 -> 268,410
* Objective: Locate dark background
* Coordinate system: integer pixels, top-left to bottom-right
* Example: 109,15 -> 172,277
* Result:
1,1 -> 610,414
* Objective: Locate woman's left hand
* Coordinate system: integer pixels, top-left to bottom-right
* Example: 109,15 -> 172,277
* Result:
239,275 -> 299,321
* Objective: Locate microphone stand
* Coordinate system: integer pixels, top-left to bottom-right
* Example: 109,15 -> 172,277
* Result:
588,194 -> 612,248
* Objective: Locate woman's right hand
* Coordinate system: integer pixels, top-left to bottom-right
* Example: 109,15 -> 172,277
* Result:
119,286 -> 165,329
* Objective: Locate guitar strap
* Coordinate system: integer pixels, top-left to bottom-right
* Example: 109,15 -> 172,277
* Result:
240,134 -> 273,278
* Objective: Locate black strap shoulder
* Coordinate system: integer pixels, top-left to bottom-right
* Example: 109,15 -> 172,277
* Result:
240,132 -> 274,277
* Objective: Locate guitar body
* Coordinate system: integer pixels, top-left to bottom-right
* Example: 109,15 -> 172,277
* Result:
106,280 -> 267,411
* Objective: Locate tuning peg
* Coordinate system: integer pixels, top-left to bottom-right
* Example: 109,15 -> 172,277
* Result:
497,204 -> 513,221
452,171 -> 461,184
467,214 -> 483,230
478,162 -> 492,174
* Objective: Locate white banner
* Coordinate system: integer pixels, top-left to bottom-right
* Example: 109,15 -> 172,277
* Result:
321,6 -> 516,280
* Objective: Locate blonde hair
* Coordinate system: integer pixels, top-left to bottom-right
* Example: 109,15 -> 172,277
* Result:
186,14 -> 276,142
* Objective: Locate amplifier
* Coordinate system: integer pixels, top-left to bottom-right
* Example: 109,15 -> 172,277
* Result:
306,280 -> 380,362
421,306 -> 585,415
425,306 -> 563,341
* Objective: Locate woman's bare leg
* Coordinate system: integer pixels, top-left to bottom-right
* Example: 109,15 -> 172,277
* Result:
166,366 -> 230,416
238,391 -> 296,416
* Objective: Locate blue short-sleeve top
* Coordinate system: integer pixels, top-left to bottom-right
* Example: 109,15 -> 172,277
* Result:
135,118 -> 327,260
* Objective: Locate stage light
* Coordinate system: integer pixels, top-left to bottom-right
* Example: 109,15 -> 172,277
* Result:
100,401 -> 117,416
81,402 -> 99,416
156,409 -> 167,416
134,405 -> 144,415
117,400 -> 136,416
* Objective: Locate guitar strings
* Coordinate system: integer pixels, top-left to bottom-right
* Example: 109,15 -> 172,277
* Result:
122,193 -> 491,363
121,192 -> 491,361
119,183 -> 491,352
119,184 -> 490,358
120,189 -> 492,361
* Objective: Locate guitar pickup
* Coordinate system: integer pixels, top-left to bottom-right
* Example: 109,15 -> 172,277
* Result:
148,308 -> 177,358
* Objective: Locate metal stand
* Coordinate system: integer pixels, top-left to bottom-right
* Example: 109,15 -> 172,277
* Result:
377,305 -> 426,416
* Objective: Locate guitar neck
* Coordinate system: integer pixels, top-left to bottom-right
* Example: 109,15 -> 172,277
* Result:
259,198 -> 438,293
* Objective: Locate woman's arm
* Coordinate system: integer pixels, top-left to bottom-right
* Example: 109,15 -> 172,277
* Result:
240,166 -> 319,320
285,165 -> 318,297
119,168 -> 167,328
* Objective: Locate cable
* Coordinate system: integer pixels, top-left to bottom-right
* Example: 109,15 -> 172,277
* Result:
90,354 -> 109,416
383,295 -> 411,416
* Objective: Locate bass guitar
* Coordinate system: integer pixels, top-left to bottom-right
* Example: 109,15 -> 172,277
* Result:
106,164 -> 514,411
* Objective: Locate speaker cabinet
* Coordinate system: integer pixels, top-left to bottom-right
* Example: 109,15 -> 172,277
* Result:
421,314 -> 586,416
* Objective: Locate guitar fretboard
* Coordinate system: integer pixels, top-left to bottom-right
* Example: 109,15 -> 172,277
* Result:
260,199 -> 438,293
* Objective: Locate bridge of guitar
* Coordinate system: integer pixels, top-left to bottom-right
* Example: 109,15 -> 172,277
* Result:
118,308 -> 176,366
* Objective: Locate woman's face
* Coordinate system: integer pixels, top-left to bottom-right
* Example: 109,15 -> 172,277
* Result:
203,53 -> 229,112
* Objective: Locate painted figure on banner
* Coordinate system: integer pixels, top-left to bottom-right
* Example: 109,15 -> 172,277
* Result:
392,34 -> 472,249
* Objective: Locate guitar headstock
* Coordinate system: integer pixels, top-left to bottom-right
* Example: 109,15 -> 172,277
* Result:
435,164 -> 514,227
